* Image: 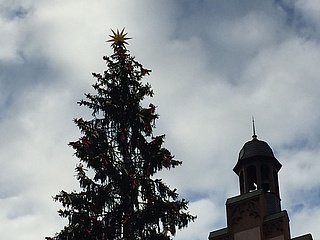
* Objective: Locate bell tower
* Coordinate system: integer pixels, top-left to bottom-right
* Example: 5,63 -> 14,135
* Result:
233,133 -> 282,215
208,127 -> 313,240
234,120 -> 281,198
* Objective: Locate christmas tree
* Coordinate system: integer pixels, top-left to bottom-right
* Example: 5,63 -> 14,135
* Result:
48,29 -> 196,240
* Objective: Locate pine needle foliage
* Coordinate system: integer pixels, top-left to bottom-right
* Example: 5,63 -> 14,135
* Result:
48,29 -> 196,240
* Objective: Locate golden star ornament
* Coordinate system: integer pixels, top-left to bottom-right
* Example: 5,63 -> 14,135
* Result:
107,28 -> 131,46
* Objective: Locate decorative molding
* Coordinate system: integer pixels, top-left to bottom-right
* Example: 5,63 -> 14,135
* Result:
230,200 -> 260,225
263,219 -> 283,236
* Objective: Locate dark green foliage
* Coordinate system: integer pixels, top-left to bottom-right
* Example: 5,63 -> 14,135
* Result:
49,32 -> 196,240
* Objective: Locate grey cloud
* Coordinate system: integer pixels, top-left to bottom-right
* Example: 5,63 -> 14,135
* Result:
0,2 -> 29,20
0,1 -> 320,239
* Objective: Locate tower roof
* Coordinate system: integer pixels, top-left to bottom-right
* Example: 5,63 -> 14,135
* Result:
238,137 -> 275,160
234,136 -> 282,174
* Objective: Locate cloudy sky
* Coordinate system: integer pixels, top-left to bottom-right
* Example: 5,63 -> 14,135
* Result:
1,0 -> 320,239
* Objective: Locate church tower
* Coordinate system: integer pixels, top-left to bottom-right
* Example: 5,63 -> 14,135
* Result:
208,128 -> 313,240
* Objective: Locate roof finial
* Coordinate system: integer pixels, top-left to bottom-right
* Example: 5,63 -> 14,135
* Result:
252,116 -> 257,139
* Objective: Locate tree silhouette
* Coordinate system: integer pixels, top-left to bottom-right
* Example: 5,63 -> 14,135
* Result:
48,29 -> 196,240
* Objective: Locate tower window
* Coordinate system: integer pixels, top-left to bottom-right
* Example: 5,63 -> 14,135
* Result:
247,165 -> 257,191
239,171 -> 244,194
273,168 -> 280,197
261,164 -> 270,192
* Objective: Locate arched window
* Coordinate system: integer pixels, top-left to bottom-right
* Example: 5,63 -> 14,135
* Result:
247,165 -> 257,191
261,164 -> 270,192
239,171 -> 244,194
273,168 -> 279,196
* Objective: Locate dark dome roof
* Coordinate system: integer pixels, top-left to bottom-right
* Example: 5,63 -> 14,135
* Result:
234,136 -> 281,174
238,137 -> 275,160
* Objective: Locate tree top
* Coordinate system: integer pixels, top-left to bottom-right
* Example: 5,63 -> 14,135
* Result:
106,28 -> 131,47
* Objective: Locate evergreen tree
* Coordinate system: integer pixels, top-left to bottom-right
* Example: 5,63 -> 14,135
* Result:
48,29 -> 196,240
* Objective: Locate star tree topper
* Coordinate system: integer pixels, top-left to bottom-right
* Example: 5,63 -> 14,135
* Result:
107,28 -> 132,47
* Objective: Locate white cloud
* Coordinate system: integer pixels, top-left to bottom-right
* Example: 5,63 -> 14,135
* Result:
0,0 -> 320,239
175,198 -> 225,240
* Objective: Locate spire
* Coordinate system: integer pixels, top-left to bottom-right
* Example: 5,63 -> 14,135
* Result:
252,116 -> 257,139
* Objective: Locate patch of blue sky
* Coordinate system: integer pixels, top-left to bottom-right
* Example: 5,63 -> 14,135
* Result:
174,0 -> 265,38
0,54 -> 58,91
289,187 -> 320,213
273,0 -> 319,40
12,6 -> 28,19
186,189 -> 229,207
276,133 -> 320,154
0,4 -> 29,20
186,190 -> 211,202
273,0 -> 304,25
0,54 -> 60,121
280,138 -> 310,151
291,203 -> 304,213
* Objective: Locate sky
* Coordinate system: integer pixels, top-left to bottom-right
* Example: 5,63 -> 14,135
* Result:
1,0 -> 320,239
